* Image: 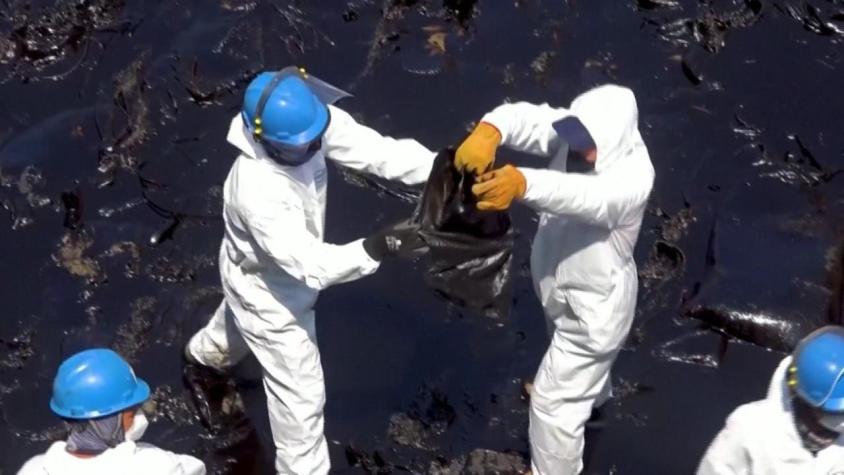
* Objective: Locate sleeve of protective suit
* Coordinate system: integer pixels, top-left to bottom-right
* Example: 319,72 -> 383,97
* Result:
517,167 -> 648,229
323,105 -> 435,185
134,443 -> 207,474
242,193 -> 380,291
480,102 -> 571,157
695,410 -> 753,475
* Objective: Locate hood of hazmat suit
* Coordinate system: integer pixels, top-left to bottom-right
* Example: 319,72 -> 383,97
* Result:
198,94 -> 433,474
16,441 -> 206,475
697,356 -> 844,474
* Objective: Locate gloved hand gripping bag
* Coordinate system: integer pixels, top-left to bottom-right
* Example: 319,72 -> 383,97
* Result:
411,148 -> 514,318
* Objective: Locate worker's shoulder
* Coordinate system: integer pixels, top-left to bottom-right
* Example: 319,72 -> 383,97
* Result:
323,104 -> 357,138
326,103 -> 352,120
16,453 -> 47,475
603,149 -> 654,200
624,141 -> 654,173
16,440 -> 68,474
724,398 -> 775,430
128,443 -> 205,473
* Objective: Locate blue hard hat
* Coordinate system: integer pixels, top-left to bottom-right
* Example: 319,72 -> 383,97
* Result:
793,326 -> 844,412
242,71 -> 329,147
50,348 -> 150,420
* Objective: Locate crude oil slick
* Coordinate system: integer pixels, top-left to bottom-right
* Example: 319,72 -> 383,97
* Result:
1,0 -> 843,473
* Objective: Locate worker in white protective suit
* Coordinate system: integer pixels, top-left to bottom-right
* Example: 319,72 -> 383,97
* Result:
183,67 -> 434,475
454,85 -> 655,474
697,325 -> 844,474
17,348 -> 206,475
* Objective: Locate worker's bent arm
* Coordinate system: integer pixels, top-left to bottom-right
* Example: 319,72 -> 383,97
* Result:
480,102 -> 571,157
242,193 -> 379,291
323,105 -> 435,186
517,167 -> 651,230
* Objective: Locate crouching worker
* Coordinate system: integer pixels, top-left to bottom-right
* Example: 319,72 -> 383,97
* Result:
17,348 -> 205,475
698,325 -> 844,474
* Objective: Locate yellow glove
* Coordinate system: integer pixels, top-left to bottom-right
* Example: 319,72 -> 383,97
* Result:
455,122 -> 501,174
472,165 -> 526,211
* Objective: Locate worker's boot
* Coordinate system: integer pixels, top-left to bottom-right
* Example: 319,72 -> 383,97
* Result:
182,347 -> 249,439
585,406 -> 608,429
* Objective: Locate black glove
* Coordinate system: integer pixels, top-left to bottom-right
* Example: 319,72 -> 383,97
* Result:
363,220 -> 426,261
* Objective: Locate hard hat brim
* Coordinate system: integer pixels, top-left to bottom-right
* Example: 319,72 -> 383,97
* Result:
266,100 -> 329,147
50,378 -> 151,420
821,395 -> 844,413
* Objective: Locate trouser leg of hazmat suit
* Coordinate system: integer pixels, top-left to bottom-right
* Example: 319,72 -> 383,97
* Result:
187,300 -> 251,369
529,305 -> 620,475
188,269 -> 329,474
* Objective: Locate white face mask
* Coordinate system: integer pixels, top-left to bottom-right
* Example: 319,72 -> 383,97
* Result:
124,411 -> 149,442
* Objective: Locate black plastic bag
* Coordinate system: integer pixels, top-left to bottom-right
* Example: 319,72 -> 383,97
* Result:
410,149 -> 514,318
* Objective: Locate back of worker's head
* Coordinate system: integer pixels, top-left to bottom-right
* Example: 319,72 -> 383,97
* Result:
786,326 -> 844,449
51,348 -> 151,454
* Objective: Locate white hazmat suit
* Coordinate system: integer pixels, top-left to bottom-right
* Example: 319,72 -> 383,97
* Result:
697,356 -> 844,474
480,85 -> 654,475
17,441 -> 205,475
186,104 -> 434,474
